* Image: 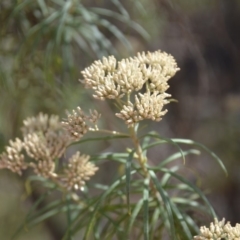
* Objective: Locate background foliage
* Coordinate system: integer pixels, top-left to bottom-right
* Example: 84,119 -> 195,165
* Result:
0,0 -> 240,239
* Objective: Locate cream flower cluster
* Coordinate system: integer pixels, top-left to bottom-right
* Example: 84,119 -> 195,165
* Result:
23,113 -> 70,163
62,107 -> 100,141
0,138 -> 27,175
0,110 -> 99,190
194,218 -> 240,240
61,151 -> 98,191
81,50 -> 179,126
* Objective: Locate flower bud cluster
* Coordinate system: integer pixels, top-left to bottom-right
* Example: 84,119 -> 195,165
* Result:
22,113 -> 71,163
81,50 -> 179,126
62,107 -> 100,141
61,151 -> 98,191
0,138 -> 27,175
0,110 -> 99,191
194,218 -> 240,240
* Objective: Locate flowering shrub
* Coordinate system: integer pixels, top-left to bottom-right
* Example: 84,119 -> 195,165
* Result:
0,50 -> 233,239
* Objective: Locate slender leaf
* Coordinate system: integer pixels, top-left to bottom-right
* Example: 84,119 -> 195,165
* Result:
111,0 -> 130,18
160,168 -> 217,218
98,19 -> 133,52
127,199 -> 144,237
143,177 -> 150,240
169,201 -> 192,239
158,149 -> 200,168
81,171 -> 136,239
126,151 -> 134,214
71,134 -> 129,146
91,7 -> 150,40
172,138 -> 227,175
149,170 -> 176,240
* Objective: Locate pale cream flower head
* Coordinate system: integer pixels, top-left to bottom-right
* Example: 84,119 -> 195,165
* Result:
21,112 -> 61,135
20,113 -> 71,178
194,218 -> 240,240
0,110 -> 99,188
61,151 -> 98,191
81,56 -> 122,100
0,113 -> 70,177
81,50 -> 179,126
115,59 -> 145,93
62,106 -> 101,141
135,50 -> 179,93
23,131 -> 68,162
116,91 -> 170,125
0,138 -> 27,175
22,113 -> 71,163
29,160 -> 56,179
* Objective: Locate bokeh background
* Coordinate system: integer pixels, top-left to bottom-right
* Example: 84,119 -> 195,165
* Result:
0,0 -> 240,239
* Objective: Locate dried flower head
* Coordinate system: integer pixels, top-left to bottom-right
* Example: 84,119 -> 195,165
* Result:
88,109 -> 101,124
116,91 -> 170,126
0,138 -> 27,175
24,131 -> 69,162
62,107 -> 88,141
30,160 -> 56,178
81,56 -> 122,100
62,107 -> 101,141
136,50 -> 179,92
81,56 -> 146,99
21,113 -> 61,135
61,151 -> 98,191
114,59 -> 145,93
81,50 -> 179,126
194,218 -> 240,240
135,91 -> 170,121
116,101 -> 139,126
23,113 -> 70,172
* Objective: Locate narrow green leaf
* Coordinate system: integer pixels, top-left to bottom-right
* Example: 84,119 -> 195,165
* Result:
172,138 -> 227,176
172,197 -> 208,213
81,24 -> 103,58
149,207 -> 161,239
127,199 -> 144,236
91,152 -> 129,164
62,197 -> 100,239
111,0 -> 130,18
81,171 -> 136,240
55,1 -> 72,46
160,166 -> 179,186
126,151 -> 134,214
28,11 -> 61,36
143,133 -> 186,164
169,202 -> 192,239
71,134 -> 129,146
143,177 -> 150,240
104,213 -> 129,239
11,0 -> 34,17
71,28 -> 90,52
184,214 -> 200,234
91,7 -> 150,40
158,149 -> 200,168
98,19 -> 133,52
149,170 -> 177,240
160,168 -> 217,218
65,195 -> 73,240
37,0 -> 49,16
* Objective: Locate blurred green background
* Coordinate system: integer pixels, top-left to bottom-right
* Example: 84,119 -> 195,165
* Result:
1,0 -> 240,239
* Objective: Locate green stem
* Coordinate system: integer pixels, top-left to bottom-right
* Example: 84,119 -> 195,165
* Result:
129,125 -> 147,169
129,125 -> 162,202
